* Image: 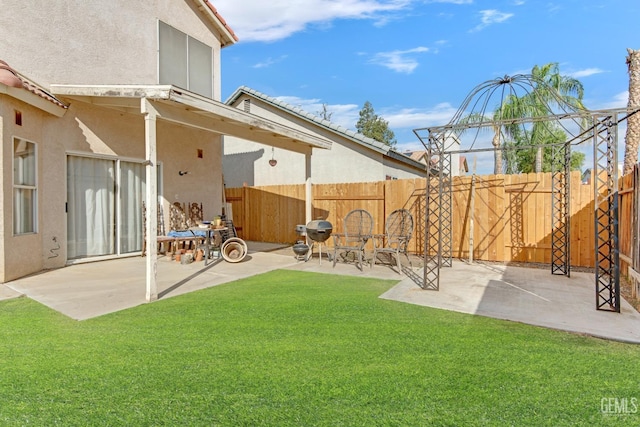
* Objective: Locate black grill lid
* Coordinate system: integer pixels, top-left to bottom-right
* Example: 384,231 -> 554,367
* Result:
306,220 -> 332,231
305,220 -> 333,242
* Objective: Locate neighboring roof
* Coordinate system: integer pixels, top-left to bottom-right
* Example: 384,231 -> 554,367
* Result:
0,60 -> 68,116
51,84 -> 332,153
199,0 -> 239,47
225,86 -> 427,172
405,150 -> 427,163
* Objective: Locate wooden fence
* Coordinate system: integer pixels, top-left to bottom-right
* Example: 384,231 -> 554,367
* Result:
226,170 -> 638,270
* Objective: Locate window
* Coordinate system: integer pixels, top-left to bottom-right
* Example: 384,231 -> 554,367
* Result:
158,21 -> 213,98
13,138 -> 37,234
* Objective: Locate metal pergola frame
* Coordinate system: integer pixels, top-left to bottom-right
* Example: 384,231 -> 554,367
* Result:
414,107 -> 634,313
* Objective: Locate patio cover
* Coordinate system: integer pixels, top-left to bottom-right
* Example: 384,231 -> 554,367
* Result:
51,84 -> 332,301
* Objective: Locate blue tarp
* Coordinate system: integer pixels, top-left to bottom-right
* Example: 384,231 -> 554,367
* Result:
167,230 -> 207,237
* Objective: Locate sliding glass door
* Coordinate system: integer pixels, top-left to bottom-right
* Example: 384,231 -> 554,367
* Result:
67,156 -> 147,260
119,162 -> 146,254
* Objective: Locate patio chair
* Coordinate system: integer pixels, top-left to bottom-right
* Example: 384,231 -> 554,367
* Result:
187,202 -> 203,227
331,209 -> 374,270
167,201 -> 202,251
371,209 -> 414,274
141,201 -> 176,256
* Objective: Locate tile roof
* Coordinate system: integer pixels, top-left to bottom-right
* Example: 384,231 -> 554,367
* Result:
407,150 -> 427,162
225,86 -> 426,172
203,1 -> 239,44
0,60 -> 68,109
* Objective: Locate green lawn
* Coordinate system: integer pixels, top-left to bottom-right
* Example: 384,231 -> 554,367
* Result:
1,270 -> 638,426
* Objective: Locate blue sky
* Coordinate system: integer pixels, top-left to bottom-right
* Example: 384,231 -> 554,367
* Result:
215,0 -> 640,174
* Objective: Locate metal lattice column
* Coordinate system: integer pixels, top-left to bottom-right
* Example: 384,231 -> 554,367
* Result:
551,142 -> 571,276
423,174 -> 440,290
423,137 -> 441,290
593,114 -> 620,312
440,152 -> 453,268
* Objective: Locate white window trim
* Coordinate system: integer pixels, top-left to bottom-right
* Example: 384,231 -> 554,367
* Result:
13,136 -> 38,236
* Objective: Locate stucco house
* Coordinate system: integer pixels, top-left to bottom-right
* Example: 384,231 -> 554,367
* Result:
0,1 -> 330,296
222,86 -> 428,187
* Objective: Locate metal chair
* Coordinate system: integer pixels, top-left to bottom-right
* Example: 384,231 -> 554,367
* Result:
331,209 -> 374,270
371,209 -> 414,274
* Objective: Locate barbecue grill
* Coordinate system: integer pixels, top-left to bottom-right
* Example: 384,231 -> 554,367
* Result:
294,220 -> 332,263
305,220 -> 332,243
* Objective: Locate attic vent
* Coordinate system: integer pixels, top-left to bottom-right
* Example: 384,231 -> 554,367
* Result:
243,99 -> 251,113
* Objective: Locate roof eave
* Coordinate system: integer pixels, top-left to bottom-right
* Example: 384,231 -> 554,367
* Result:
0,82 -> 67,117
195,0 -> 239,48
50,84 -> 332,152
386,150 -> 429,174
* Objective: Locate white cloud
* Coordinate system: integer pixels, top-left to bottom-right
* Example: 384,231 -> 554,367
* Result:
273,95 -> 360,128
567,68 -> 606,78
212,0 -> 412,42
252,55 -> 289,68
384,103 -> 459,128
369,46 -> 430,73
597,91 -> 629,109
266,95 -> 459,137
469,9 -> 514,32
426,0 -> 473,3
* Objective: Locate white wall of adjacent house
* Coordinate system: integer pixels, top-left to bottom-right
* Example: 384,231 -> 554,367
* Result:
222,95 -> 425,187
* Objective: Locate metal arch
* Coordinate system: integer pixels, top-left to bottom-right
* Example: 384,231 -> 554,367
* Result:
413,72 -> 629,313
414,74 -> 584,293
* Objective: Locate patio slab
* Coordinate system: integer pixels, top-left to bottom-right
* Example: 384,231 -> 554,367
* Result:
378,260 -> 640,344
0,284 -> 22,301
3,243 -> 298,320
3,244 -> 640,343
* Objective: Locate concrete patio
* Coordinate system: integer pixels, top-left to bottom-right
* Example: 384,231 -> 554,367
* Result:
2,242 -> 640,343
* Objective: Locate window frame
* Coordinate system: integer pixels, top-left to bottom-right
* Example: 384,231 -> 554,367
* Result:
158,20 -> 214,98
13,137 -> 38,235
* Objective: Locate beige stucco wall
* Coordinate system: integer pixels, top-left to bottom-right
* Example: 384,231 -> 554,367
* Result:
222,95 -> 425,186
0,0 -> 223,100
1,95 -> 51,281
0,0 -> 229,282
0,93 -> 223,283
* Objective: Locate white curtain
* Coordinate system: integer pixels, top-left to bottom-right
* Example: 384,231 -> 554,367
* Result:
67,156 -> 115,259
13,188 -> 34,234
119,162 -> 146,254
13,138 -> 36,234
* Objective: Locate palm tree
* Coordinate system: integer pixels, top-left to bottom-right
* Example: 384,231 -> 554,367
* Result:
503,63 -> 587,172
455,112 -> 505,174
455,64 -> 586,174
623,48 -> 640,175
